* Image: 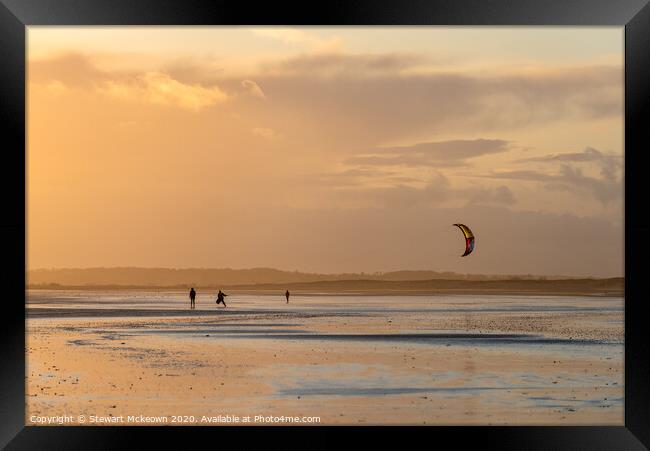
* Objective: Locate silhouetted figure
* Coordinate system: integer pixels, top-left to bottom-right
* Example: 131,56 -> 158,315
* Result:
189,287 -> 196,309
216,290 -> 228,307
285,290 -> 290,304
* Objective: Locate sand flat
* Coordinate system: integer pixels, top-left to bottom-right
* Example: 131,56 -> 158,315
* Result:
26,291 -> 623,425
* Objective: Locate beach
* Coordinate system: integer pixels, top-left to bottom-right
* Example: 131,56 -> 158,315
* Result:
26,290 -> 623,425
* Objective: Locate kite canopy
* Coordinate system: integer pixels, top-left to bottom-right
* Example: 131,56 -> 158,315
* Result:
453,223 -> 475,257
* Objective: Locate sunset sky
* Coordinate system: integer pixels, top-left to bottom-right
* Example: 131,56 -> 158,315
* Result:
27,27 -> 624,277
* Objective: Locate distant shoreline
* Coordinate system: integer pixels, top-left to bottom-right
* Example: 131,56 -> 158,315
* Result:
26,277 -> 624,297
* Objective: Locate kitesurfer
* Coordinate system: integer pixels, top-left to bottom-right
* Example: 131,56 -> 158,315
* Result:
216,290 -> 228,307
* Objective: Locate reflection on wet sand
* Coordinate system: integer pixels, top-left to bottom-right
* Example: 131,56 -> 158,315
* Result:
27,290 -> 623,425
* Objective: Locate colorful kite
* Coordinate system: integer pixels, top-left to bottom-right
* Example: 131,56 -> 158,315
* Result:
453,223 -> 475,257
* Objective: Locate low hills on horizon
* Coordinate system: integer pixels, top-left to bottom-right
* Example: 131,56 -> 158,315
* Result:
26,267 -> 624,295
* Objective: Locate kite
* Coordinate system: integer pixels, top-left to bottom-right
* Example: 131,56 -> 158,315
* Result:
453,223 -> 475,257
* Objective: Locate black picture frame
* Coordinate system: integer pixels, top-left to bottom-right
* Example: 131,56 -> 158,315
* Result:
2,1 -> 649,449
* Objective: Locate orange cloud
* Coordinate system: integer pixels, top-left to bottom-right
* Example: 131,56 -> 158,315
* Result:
100,71 -> 227,111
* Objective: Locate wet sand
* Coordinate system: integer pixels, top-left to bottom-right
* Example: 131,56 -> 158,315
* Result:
26,291 -> 623,425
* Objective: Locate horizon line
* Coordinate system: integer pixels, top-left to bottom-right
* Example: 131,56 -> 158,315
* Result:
26,266 -> 623,279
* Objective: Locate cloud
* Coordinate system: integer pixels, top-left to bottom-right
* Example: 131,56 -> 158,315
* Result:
481,163 -> 621,205
554,165 -> 621,204
520,146 -> 619,164
518,146 -> 623,183
510,146 -> 623,203
30,53 -> 228,112
29,53 -> 106,88
30,52 -> 622,143
318,139 -> 519,208
248,63 -> 621,149
268,52 -> 429,77
347,139 -> 510,168
334,171 -> 517,209
358,180 -> 518,209
241,79 -> 266,99
100,72 -> 227,112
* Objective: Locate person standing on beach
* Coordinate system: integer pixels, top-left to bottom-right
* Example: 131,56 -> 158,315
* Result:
285,290 -> 290,304
189,287 -> 196,309
216,290 -> 228,307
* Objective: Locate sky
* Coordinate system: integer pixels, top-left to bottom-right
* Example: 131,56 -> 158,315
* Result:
26,27 -> 624,276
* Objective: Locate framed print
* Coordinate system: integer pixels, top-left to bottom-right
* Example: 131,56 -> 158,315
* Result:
1,0 -> 649,449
